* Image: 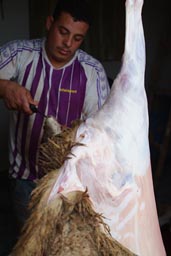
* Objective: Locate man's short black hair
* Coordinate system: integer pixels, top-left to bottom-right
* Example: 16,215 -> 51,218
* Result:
53,0 -> 92,26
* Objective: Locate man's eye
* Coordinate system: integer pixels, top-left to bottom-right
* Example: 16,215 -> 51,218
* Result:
74,36 -> 84,42
59,29 -> 68,35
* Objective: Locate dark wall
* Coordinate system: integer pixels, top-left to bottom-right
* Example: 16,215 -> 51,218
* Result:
143,0 -> 171,91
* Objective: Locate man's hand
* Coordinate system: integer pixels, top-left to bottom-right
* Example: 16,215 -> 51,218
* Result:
0,79 -> 38,114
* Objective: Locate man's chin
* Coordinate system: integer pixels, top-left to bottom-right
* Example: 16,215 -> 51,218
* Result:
51,55 -> 72,68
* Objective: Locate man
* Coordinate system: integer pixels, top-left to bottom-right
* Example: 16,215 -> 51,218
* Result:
0,0 -> 110,235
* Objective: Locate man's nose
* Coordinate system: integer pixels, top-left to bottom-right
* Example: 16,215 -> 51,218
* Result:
63,35 -> 73,47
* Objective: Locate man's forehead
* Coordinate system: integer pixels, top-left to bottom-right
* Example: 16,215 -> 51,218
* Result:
55,12 -> 89,34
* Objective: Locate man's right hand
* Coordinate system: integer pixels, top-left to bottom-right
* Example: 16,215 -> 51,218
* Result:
0,79 -> 38,114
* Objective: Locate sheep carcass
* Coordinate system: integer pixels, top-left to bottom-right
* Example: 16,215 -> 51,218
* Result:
12,0 -> 166,255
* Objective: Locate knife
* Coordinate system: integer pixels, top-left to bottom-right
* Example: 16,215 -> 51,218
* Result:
29,104 -> 47,118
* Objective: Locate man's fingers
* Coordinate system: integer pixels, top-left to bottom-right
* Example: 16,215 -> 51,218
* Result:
3,82 -> 38,115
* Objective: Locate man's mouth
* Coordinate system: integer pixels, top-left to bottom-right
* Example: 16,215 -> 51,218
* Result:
58,48 -> 70,55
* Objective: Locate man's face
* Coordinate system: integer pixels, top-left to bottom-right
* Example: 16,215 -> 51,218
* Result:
45,12 -> 89,68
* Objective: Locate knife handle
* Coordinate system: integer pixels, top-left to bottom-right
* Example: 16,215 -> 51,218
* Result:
29,103 -> 38,113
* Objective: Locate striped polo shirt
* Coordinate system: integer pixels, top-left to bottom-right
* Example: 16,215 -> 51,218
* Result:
0,39 -> 110,180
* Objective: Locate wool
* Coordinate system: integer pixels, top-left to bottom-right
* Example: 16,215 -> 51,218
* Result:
11,120 -> 136,255
12,171 -> 136,255
38,119 -> 83,176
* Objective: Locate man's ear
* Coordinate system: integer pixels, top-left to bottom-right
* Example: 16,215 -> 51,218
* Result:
46,16 -> 54,31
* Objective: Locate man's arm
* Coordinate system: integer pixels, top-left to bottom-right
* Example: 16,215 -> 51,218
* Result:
0,40 -> 38,114
0,79 -> 37,114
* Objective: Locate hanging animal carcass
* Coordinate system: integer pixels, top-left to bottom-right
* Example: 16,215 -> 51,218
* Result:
11,0 -> 166,255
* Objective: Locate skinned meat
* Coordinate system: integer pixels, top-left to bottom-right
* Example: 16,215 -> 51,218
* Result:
47,0 -> 166,255
12,0 -> 166,255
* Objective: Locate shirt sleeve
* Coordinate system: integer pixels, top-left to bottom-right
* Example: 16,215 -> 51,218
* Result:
0,40 -> 22,80
81,61 -> 110,120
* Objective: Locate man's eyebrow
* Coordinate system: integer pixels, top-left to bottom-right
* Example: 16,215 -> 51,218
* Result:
58,25 -> 85,38
58,25 -> 69,32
